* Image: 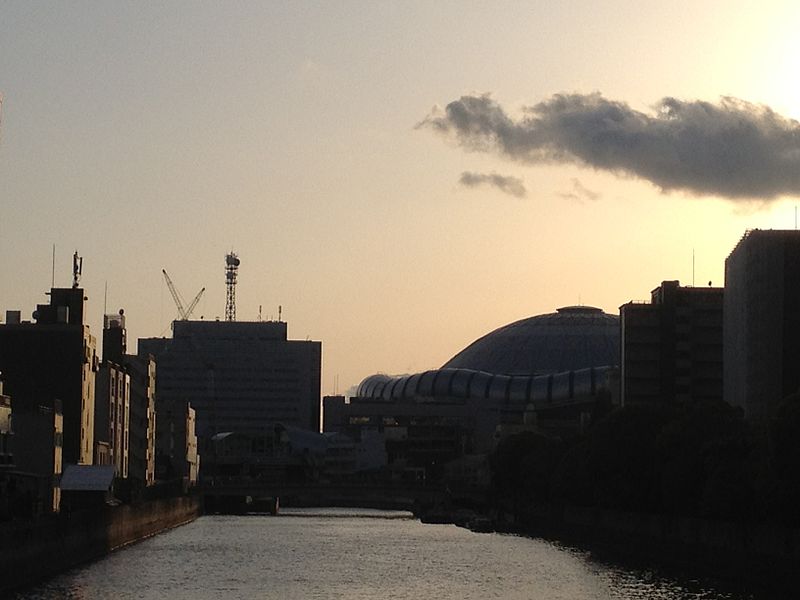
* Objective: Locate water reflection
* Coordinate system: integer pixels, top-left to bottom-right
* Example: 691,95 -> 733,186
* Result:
13,509 -> 778,600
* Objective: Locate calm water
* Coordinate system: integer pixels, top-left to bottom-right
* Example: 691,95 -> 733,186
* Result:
13,508 -> 778,599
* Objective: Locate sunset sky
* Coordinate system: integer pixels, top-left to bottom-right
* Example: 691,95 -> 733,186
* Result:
2,1 -> 800,394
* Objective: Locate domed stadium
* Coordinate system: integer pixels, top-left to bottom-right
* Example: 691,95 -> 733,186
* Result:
442,306 -> 618,376
354,306 -> 619,402
339,305 -> 621,462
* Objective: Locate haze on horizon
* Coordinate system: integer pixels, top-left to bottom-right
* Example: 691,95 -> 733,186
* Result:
2,1 -> 800,395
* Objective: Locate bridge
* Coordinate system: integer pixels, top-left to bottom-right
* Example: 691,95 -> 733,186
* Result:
201,479 -> 484,515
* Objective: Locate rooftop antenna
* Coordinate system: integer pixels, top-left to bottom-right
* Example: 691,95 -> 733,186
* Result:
72,251 -> 82,288
225,252 -> 240,322
258,305 -> 262,322
51,244 -> 56,288
278,305 -> 282,322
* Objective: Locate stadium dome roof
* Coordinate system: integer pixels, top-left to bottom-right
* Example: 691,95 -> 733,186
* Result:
441,306 -> 619,376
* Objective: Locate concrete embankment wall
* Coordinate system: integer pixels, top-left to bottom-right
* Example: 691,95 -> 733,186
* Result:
0,495 -> 201,594
519,505 -> 800,583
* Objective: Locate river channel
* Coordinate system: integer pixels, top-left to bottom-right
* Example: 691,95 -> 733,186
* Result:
11,508 -> 783,599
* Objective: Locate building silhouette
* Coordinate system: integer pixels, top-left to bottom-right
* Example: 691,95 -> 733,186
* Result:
155,397 -> 198,488
98,309 -> 156,486
94,358 -> 129,477
620,280 -> 723,406
0,287 -> 98,466
724,229 -> 800,418
125,352 -> 156,486
139,320 -> 322,441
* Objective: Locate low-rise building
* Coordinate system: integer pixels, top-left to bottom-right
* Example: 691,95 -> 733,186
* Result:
155,399 -> 198,489
59,464 -> 115,511
11,401 -> 63,513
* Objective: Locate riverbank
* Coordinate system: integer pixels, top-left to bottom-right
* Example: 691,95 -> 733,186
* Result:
490,504 -> 798,595
415,496 -> 797,595
0,495 -> 201,595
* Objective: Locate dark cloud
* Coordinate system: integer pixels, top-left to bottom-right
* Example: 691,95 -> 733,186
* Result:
558,178 -> 601,203
459,171 -> 527,198
419,93 -> 800,200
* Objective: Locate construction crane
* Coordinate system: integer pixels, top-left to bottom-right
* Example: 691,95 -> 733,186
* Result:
162,269 -> 205,320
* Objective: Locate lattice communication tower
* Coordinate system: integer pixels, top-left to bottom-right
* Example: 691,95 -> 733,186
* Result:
225,252 -> 240,321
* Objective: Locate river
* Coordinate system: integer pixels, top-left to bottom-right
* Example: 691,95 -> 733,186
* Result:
11,508 -> 782,599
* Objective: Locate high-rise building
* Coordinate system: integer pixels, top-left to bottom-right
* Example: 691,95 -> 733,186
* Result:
620,281 -> 723,406
724,229 -> 800,418
139,320 -> 322,439
0,287 -> 98,465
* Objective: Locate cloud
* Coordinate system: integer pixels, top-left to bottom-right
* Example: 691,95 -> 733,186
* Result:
418,93 -> 800,200
558,178 -> 601,203
459,171 -> 527,198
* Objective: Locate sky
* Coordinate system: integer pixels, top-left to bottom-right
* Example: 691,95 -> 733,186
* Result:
2,1 -> 800,395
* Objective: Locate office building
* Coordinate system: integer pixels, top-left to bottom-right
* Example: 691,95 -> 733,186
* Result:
94,311 -> 131,478
139,320 -> 322,439
96,310 -> 157,486
11,402 -> 63,513
724,229 -> 800,418
155,398 -> 198,488
620,280 -> 723,406
0,286 -> 98,465
126,353 -> 156,486
94,361 -> 130,477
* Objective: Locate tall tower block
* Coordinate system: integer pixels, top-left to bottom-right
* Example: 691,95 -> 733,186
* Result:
225,252 -> 240,322
724,229 -> 800,418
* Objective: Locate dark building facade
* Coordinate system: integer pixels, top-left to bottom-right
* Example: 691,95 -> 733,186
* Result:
0,381 -> 11,470
0,288 -> 98,465
99,310 -> 156,486
620,280 -> 723,406
724,229 -> 800,418
11,402 -> 63,513
125,353 -> 156,486
94,361 -> 129,477
154,398 -> 198,487
139,320 -> 321,440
